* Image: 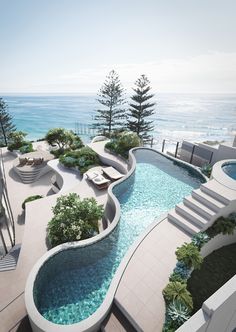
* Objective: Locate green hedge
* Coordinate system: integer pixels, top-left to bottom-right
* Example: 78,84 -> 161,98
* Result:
22,195 -> 43,210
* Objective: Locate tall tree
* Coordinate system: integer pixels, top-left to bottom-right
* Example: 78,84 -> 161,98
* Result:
93,70 -> 126,136
0,98 -> 16,146
127,75 -> 155,141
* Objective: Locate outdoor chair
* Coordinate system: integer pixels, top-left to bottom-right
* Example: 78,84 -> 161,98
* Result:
102,166 -> 124,181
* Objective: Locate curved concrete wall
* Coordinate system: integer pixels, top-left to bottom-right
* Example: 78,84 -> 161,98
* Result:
25,148 -> 205,332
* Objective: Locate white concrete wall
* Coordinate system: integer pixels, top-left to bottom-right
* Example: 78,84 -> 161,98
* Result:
178,275 -> 236,332
179,140 -> 236,166
211,144 -> 236,164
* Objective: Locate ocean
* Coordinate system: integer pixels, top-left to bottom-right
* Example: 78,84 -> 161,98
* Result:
2,94 -> 236,150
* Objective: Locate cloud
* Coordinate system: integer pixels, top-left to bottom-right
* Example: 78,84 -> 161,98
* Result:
2,52 -> 236,93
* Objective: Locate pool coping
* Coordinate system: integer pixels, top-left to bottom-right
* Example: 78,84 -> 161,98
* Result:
25,148 -> 206,332
211,159 -> 236,191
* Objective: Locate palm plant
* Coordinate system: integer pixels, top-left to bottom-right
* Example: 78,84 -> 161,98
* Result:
175,242 -> 203,270
210,217 -> 235,236
163,281 -> 193,309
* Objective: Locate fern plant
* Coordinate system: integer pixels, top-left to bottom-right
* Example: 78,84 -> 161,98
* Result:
175,242 -> 203,269
167,300 -> 191,327
163,281 -> 193,309
212,217 -> 236,235
191,232 -> 210,249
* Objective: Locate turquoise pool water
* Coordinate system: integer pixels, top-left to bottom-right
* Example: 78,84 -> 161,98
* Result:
34,150 -> 204,325
222,162 -> 236,180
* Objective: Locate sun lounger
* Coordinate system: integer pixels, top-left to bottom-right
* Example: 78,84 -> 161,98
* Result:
18,157 -> 27,166
86,170 -> 102,180
86,170 -> 110,189
102,166 -> 124,180
27,158 -> 34,165
33,157 -> 44,165
91,175 -> 110,189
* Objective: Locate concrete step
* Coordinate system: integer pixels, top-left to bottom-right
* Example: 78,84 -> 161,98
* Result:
192,189 -> 225,212
0,245 -> 21,272
200,181 -> 234,205
176,203 -> 210,227
184,196 -> 216,220
168,209 -> 202,235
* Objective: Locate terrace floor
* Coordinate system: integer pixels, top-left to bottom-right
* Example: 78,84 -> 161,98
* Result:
1,141 -> 192,332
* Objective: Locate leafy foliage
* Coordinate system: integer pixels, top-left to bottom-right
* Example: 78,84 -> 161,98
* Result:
167,300 -> 191,328
127,75 -> 155,140
46,128 -> 83,152
175,243 -> 203,270
105,131 -> 140,159
191,232 -> 210,249
7,131 -> 29,151
169,271 -> 187,283
173,261 -> 192,280
59,147 -> 100,173
47,193 -> 104,247
19,142 -> 34,154
93,70 -> 126,136
0,98 -> 16,146
201,163 -> 212,178
211,216 -> 236,236
163,281 -> 193,309
22,195 -> 43,210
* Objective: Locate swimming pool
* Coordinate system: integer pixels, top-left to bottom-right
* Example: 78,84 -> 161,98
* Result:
28,149 -> 205,330
222,162 -> 236,180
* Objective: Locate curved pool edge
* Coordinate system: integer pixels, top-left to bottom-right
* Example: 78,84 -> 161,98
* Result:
25,148 -> 137,332
211,159 -> 236,191
25,148 -> 206,332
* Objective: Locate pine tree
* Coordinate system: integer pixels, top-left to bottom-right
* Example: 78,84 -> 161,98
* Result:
127,75 -> 155,140
0,98 -> 16,146
93,70 -> 126,136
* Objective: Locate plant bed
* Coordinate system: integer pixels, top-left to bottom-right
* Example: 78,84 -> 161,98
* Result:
187,243 -> 236,313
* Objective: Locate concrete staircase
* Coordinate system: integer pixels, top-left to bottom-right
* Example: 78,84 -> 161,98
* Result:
16,167 -> 42,184
168,179 -> 236,235
0,244 -> 21,272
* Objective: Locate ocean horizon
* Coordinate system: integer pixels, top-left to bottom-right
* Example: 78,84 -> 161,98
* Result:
2,93 -> 236,149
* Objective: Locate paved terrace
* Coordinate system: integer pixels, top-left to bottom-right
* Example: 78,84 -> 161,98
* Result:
0,144 -> 109,331
1,141 -> 191,332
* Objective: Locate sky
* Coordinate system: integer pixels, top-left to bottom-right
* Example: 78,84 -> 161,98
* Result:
0,0 -> 236,94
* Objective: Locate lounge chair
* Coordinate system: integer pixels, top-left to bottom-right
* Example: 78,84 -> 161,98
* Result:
26,158 -> 34,165
102,166 -> 124,180
86,170 -> 102,180
33,157 -> 44,165
91,175 -> 110,189
86,170 -> 110,189
18,157 -> 27,166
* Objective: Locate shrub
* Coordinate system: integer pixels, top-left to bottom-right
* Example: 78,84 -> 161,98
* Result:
201,164 -> 212,178
59,147 -> 100,173
191,232 -> 210,249
211,216 -> 236,236
173,261 -> 192,280
169,271 -> 187,283
175,243 -> 203,270
47,193 -> 104,247
22,195 -> 43,210
19,142 -> 34,154
166,300 -> 191,329
7,131 -> 27,151
46,128 -> 84,153
105,131 -> 140,159
163,281 -> 193,309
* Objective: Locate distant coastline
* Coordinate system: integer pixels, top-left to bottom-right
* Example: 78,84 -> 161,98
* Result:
2,93 -> 236,148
